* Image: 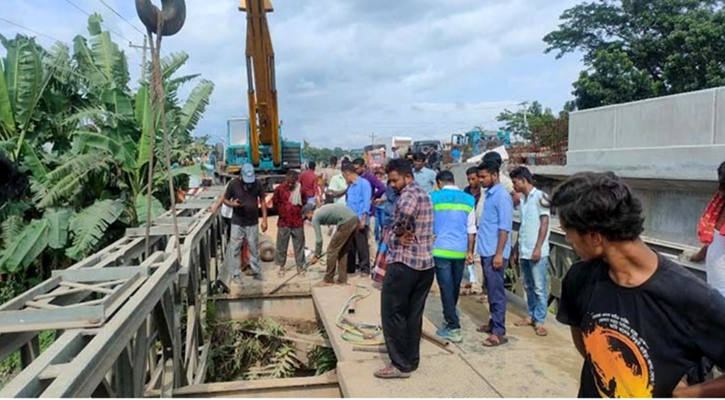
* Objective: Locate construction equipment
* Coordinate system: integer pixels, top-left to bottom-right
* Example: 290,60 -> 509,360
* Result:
217,0 -> 301,192
363,144 -> 386,171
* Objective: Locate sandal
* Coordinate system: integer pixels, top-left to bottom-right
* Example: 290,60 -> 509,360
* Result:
476,323 -> 492,334
373,366 -> 411,379
534,324 -> 548,337
514,318 -> 533,327
277,268 -> 286,278
482,334 -> 508,347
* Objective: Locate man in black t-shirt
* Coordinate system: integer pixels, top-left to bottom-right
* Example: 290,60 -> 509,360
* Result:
218,164 -> 268,289
551,172 -> 725,398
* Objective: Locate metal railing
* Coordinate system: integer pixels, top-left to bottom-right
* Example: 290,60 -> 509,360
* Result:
0,188 -> 225,397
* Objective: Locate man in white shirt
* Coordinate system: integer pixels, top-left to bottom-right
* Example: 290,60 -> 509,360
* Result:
510,166 -> 550,337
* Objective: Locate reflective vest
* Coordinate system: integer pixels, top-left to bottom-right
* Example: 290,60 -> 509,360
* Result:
430,187 -> 475,259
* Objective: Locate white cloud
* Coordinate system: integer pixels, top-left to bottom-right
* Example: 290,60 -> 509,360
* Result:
1,0 -> 584,149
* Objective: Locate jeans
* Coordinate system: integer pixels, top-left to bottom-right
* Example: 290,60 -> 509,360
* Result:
374,207 -> 388,243
520,258 -> 548,324
481,256 -> 507,336
275,227 -> 305,268
381,263 -> 435,373
434,257 -> 465,329
219,224 -> 259,287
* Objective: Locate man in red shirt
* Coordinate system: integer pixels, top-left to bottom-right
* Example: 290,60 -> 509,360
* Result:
300,161 -> 320,205
273,170 -> 307,276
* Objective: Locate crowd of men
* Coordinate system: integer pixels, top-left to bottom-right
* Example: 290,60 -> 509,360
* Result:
210,150 -> 725,397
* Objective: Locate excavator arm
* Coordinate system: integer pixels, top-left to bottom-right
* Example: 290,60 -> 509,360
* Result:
239,0 -> 280,167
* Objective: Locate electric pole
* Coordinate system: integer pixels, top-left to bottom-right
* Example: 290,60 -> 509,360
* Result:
129,36 -> 148,83
370,133 -> 377,146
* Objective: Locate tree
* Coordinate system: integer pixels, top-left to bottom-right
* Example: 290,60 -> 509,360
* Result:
0,14 -> 214,277
496,101 -> 570,149
544,0 -> 725,109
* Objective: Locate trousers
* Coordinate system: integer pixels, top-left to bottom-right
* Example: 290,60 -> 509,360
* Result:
219,224 -> 259,287
481,256 -> 507,336
381,263 -> 435,373
347,225 -> 371,274
324,217 -> 358,284
275,227 -> 305,268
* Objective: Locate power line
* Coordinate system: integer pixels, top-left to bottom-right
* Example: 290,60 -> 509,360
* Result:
64,0 -> 142,54
97,0 -> 146,36
0,16 -> 64,43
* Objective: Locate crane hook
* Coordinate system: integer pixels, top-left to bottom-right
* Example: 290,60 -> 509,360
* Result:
135,0 -> 186,36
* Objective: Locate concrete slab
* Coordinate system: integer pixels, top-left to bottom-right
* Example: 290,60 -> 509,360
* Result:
337,354 -> 501,398
424,293 -> 582,398
311,283 -> 450,363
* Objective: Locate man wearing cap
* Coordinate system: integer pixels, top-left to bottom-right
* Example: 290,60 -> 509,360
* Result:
218,164 -> 268,289
306,203 -> 359,285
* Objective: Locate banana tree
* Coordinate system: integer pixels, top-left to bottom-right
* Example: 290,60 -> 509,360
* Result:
1,14 -> 214,272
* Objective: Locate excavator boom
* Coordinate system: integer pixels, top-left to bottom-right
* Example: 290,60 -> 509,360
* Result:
239,0 -> 280,167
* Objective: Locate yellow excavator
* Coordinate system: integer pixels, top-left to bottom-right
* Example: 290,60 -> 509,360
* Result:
221,0 -> 302,189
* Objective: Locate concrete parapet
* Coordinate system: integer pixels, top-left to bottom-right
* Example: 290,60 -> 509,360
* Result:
568,86 -> 725,172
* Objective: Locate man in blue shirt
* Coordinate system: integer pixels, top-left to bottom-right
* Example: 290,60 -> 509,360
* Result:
431,171 -> 477,343
471,160 -> 513,347
451,147 -> 462,164
412,152 -> 436,194
342,161 -> 373,275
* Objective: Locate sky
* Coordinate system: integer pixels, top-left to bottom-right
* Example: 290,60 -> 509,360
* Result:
0,0 -> 585,149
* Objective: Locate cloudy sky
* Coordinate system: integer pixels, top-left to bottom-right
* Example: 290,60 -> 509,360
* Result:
1,0 -> 584,149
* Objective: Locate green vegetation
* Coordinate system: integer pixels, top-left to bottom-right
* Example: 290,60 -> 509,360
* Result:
496,101 -> 573,148
302,140 -> 348,163
207,316 -> 337,382
545,0 -> 725,109
0,14 -> 214,300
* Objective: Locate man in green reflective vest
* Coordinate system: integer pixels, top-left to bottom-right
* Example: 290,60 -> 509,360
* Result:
430,170 -> 477,343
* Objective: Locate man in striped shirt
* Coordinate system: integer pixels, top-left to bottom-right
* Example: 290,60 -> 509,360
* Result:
375,159 -> 435,380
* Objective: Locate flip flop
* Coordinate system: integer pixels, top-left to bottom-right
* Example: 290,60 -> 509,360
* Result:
514,318 -> 533,327
535,325 -> 548,337
482,334 -> 508,347
277,268 -> 286,278
373,366 -> 411,379
476,324 -> 492,334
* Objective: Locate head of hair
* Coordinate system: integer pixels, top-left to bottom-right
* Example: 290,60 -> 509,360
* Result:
413,152 -> 427,162
436,170 -> 455,185
342,156 -> 350,163
330,156 -> 338,166
465,166 -> 478,176
308,161 -> 316,171
341,161 -> 356,174
509,166 -> 533,184
482,152 -> 503,168
386,158 -> 413,177
719,160 -> 725,191
352,157 -> 365,167
549,172 -> 644,241
477,160 -> 499,175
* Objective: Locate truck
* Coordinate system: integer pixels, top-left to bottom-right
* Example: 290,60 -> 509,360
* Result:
412,140 -> 443,170
216,0 -> 302,196
363,144 -> 387,171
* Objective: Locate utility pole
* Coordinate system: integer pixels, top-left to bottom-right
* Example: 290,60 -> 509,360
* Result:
370,133 -> 377,146
129,36 -> 148,83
